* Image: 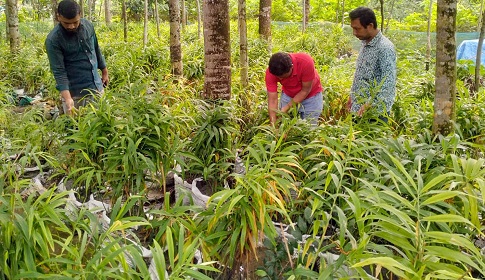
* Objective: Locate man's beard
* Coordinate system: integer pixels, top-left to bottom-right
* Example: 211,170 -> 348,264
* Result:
62,26 -> 78,36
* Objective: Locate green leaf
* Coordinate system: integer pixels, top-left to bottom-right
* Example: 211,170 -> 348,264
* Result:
421,191 -> 461,206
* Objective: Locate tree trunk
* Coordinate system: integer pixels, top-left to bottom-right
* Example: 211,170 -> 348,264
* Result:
87,0 -> 92,20
426,0 -> 433,71
169,0 -> 182,77
79,0 -> 84,18
433,0 -> 457,136
5,0 -> 8,42
340,0 -> 345,27
385,0 -> 396,32
104,0 -> 111,24
143,0 -> 148,47
203,0 -> 231,100
302,0 -> 309,32
478,0 -> 484,32
196,0 -> 202,39
51,0 -> 58,26
181,0 -> 186,29
335,0 -> 339,24
92,0 -> 96,20
155,0 -> 160,38
238,0 -> 248,88
98,0 -> 102,20
475,7 -> 485,92
122,0 -> 127,42
379,0 -> 384,31
6,0 -> 20,53
259,0 -> 271,47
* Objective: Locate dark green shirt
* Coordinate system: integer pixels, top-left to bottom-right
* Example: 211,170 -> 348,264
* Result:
45,18 -> 106,92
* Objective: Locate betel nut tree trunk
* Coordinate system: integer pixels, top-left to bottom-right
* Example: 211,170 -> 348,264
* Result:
433,0 -> 457,136
202,0 -> 231,100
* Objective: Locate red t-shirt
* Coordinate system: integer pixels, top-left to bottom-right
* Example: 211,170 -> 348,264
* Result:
265,53 -> 323,98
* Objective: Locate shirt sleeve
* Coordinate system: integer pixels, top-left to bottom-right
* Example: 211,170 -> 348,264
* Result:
45,36 -> 70,91
93,29 -> 106,70
373,46 -> 396,112
265,68 -> 278,92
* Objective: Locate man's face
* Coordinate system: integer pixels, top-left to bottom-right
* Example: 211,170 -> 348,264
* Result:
351,19 -> 373,41
58,14 -> 81,34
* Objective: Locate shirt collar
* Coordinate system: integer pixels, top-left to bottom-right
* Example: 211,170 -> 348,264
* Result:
363,31 -> 382,47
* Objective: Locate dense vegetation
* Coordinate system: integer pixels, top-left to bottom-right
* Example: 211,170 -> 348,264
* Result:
1,7 -> 485,280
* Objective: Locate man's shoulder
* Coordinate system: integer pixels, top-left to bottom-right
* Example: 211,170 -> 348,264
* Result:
45,24 -> 61,43
293,52 -> 313,60
292,53 -> 315,67
377,34 -> 395,50
81,18 -> 94,27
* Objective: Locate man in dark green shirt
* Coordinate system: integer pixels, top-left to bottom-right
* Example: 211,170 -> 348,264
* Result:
45,0 -> 109,115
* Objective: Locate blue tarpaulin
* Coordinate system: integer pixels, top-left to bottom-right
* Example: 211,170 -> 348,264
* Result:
457,39 -> 485,64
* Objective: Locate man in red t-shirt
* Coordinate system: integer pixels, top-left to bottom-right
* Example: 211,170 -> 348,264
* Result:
265,52 -> 323,125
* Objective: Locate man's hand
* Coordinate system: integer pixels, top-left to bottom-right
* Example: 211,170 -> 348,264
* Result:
268,91 -> 279,125
357,103 -> 370,116
281,101 -> 292,113
65,97 -> 75,115
60,90 -> 74,116
101,68 -> 109,87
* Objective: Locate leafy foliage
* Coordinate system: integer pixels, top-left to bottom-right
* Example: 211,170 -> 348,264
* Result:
1,13 -> 485,280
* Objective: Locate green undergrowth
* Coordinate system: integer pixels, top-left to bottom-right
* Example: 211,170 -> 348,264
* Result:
1,19 -> 485,279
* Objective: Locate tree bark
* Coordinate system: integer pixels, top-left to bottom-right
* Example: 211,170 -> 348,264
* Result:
181,0 -> 187,29
6,0 -> 20,53
143,0 -> 148,47
122,0 -> 127,42
169,0 -> 183,76
474,8 -> 485,92
79,0 -> 84,17
238,0 -> 248,88
433,0 -> 457,136
302,0 -> 309,32
426,0 -> 433,71
259,0 -> 271,46
155,0 -> 161,38
51,0 -> 58,26
104,0 -> 111,24
379,0 -> 384,31
340,0 -> 345,27
196,0 -> 202,39
385,0 -> 396,32
87,0 -> 92,20
203,0 -> 231,100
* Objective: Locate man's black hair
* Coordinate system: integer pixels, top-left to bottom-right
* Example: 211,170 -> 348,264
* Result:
58,0 -> 81,19
268,52 -> 293,77
349,7 -> 377,29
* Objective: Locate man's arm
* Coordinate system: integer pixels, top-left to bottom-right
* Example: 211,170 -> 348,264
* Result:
101,67 -> 109,87
281,80 -> 313,113
93,28 -> 109,87
45,38 -> 70,92
268,91 -> 278,124
45,37 -> 75,115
